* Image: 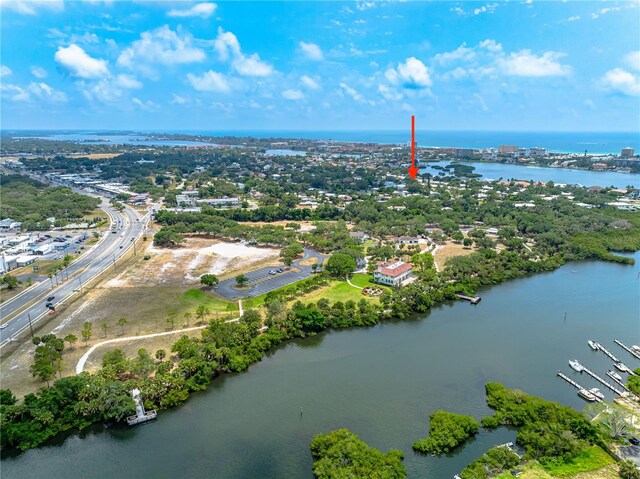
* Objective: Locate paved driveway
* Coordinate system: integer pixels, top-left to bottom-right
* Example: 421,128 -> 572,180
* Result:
618,444 -> 640,467
215,248 -> 328,299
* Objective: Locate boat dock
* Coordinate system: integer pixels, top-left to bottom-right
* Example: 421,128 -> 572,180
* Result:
615,340 -> 640,361
455,294 -> 481,304
595,343 -> 620,363
556,371 -> 602,402
579,365 -> 625,396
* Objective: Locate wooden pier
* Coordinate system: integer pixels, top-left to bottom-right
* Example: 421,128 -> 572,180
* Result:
615,340 -> 640,361
455,294 -> 481,304
557,371 -> 602,402
579,365 -> 625,396
595,343 -> 620,363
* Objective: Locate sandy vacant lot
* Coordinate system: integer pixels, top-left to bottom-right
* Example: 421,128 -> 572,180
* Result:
433,241 -> 476,271
107,237 -> 281,287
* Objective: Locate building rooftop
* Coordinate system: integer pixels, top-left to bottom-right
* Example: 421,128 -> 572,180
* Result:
376,261 -> 413,277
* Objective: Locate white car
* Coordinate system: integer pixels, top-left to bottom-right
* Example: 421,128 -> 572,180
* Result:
0,323 -> 9,330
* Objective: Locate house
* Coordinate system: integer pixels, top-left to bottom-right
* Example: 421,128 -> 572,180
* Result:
0,218 -> 21,230
349,231 -> 369,243
373,261 -> 413,287
397,236 -> 419,245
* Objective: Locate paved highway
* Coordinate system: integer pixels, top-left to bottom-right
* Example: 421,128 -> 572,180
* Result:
0,199 -> 150,347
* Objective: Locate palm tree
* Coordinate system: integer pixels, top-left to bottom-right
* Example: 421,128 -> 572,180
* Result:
116,317 -> 128,336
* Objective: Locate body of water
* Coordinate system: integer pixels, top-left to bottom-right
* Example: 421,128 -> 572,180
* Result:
9,130 -> 639,154
14,133 -> 218,147
3,252 -> 639,478
421,162 -> 640,189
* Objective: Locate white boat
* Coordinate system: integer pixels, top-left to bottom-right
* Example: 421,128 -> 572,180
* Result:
578,388 -> 597,402
589,388 -> 605,400
569,360 -> 583,372
587,340 -> 599,351
615,362 -> 629,373
632,345 -> 640,353
607,370 -> 623,382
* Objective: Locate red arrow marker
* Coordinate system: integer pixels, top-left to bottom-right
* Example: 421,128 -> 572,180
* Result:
407,115 -> 419,179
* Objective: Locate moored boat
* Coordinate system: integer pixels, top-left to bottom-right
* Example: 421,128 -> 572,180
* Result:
587,340 -> 599,351
578,388 -> 597,402
632,345 -> 640,353
607,370 -> 623,382
614,362 -> 629,373
569,360 -> 583,372
589,388 -> 605,400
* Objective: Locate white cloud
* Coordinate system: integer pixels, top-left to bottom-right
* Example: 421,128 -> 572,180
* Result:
117,26 -> 205,75
213,28 -> 274,77
171,94 -> 190,104
282,89 -> 305,100
567,15 -> 580,22
55,44 -> 109,79
1,0 -> 63,15
299,41 -> 324,61
591,6 -> 621,19
1,83 -> 30,101
473,3 -> 498,15
479,39 -> 502,53
115,74 -> 142,89
378,83 -> 403,101
1,65 -> 12,76
300,75 -> 320,90
497,50 -> 572,77
624,51 -> 640,72
132,97 -> 158,111
30,66 -> 48,78
168,2 -> 217,19
187,70 -> 230,92
339,82 -> 364,102
583,99 -> 595,110
601,68 -> 640,96
386,57 -> 431,89
1,80 -> 66,103
433,44 -> 476,64
356,1 -> 375,11
28,82 -> 67,102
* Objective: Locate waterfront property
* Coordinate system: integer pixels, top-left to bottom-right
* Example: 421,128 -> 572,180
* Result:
373,260 -> 413,286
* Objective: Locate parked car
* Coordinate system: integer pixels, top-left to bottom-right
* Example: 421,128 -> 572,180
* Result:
268,270 -> 276,275
630,437 -> 640,445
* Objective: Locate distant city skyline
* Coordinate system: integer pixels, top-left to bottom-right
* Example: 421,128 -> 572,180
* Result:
1,1 -> 639,131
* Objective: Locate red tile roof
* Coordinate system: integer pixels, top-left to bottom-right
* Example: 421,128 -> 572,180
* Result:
376,261 -> 413,277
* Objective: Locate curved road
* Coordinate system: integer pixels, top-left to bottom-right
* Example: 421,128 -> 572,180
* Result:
0,199 -> 149,347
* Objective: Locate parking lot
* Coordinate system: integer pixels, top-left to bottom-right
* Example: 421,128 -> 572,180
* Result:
214,248 -> 328,299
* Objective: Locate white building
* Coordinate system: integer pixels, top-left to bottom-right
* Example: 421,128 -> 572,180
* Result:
196,197 -> 240,207
529,147 -> 549,157
0,218 -> 21,230
373,261 -> 413,287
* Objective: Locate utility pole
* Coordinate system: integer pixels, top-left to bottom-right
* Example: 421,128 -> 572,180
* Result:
27,313 -> 34,340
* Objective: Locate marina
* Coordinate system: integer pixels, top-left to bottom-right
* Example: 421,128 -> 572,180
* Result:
556,371 -> 602,402
578,364 -> 625,397
594,342 -> 620,363
615,339 -> 640,361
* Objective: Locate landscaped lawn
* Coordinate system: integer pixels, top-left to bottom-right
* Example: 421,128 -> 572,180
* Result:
349,273 -> 378,288
181,289 -> 239,313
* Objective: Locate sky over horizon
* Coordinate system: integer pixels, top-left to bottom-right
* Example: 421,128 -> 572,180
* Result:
1,0 -> 639,132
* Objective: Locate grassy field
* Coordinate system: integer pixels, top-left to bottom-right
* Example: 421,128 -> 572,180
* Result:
495,447 -> 617,479
541,446 -> 615,477
349,273 -> 380,288
181,289 -> 238,313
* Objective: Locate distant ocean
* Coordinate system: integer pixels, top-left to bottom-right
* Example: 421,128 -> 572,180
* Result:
179,130 -> 640,154
6,129 -> 639,155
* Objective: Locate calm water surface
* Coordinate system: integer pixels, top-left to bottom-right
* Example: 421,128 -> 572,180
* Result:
3,252 -> 639,478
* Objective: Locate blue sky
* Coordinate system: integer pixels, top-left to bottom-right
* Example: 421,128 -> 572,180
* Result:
1,1 -> 639,131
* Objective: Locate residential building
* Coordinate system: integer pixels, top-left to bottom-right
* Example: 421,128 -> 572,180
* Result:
499,145 -> 518,154
0,218 -> 21,230
373,260 -> 413,287
621,147 -> 635,158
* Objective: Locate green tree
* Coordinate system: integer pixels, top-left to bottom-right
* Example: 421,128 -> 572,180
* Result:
411,252 -> 435,272
30,338 -> 64,387
463,237 -> 473,248
620,460 -> 640,479
63,333 -> 77,349
325,253 -> 357,277
116,317 -> 128,335
2,274 -> 20,289
183,311 -> 193,326
195,305 -> 209,323
200,274 -> 219,288
100,322 -> 108,338
155,349 -> 166,361
236,274 -> 249,286
166,312 -> 177,330
81,322 -> 92,346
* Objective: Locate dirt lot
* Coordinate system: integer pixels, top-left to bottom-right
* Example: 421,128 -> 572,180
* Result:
113,236 -> 282,286
237,220 -> 317,232
0,236 -> 282,398
433,241 -> 477,271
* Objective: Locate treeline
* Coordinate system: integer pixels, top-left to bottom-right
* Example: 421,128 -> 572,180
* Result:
0,174 -> 100,228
